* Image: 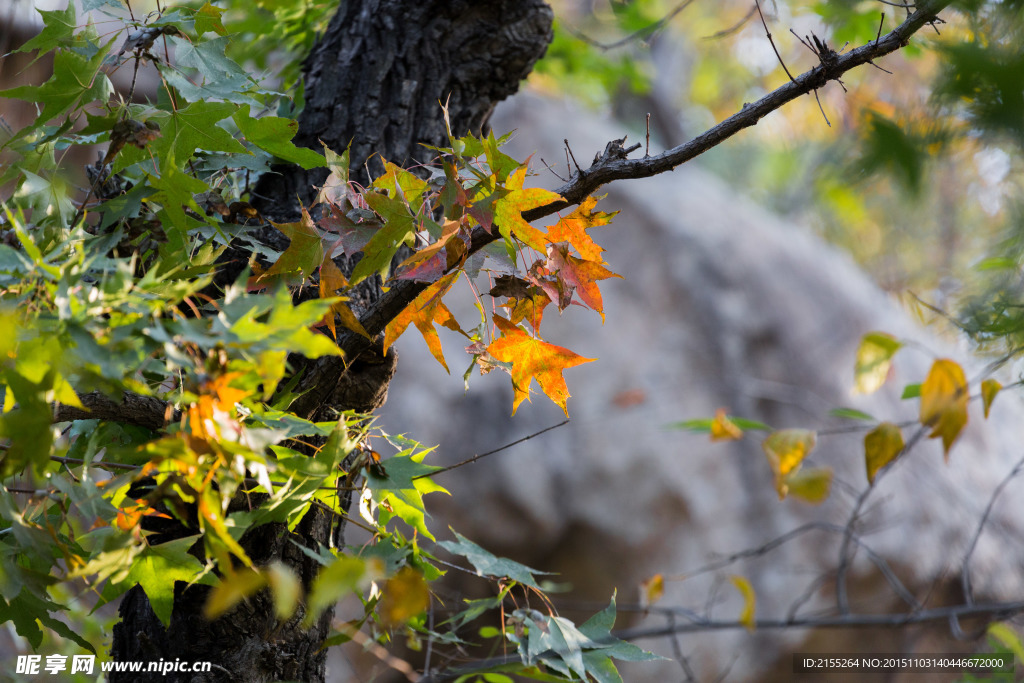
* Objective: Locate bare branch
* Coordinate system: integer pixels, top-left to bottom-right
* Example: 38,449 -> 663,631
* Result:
413,419 -> 569,479
563,0 -> 697,51
352,0 -> 951,357
54,391 -> 179,431
961,454 -> 1024,605
755,0 -> 796,82
617,600 -> 1024,639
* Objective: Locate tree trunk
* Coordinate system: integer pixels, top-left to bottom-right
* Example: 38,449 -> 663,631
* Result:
109,2 -> 552,681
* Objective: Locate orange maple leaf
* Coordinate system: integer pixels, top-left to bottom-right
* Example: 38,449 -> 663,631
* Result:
384,271 -> 464,371
545,195 -> 617,262
319,257 -> 370,339
487,314 -> 594,416
545,242 -> 622,322
507,289 -> 551,332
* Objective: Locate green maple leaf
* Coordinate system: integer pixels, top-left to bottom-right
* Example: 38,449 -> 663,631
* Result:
366,450 -> 446,541
348,191 -> 417,285
233,105 -> 326,170
171,36 -> 244,80
114,101 -> 246,173
264,209 -> 325,281
0,44 -> 114,127
483,130 -> 521,183
438,532 -> 551,589
160,66 -> 259,105
147,157 -> 207,252
194,2 -> 227,36
12,4 -> 77,63
111,536 -> 212,627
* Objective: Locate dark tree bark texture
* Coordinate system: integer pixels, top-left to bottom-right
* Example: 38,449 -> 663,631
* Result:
109,2 -> 553,682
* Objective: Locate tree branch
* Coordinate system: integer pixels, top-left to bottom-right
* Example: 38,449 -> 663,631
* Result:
348,0 -> 951,357
54,391 -> 178,432
50,1 -> 952,429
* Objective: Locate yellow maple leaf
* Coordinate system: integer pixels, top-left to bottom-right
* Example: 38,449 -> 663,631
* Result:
981,378 -> 1002,419
319,256 -> 370,340
544,194 -> 617,262
782,467 -> 833,504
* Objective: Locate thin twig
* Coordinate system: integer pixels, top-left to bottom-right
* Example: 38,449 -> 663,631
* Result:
703,4 -> 758,41
645,113 -> 651,157
564,139 -> 582,175
539,157 -> 568,182
836,423 -> 928,614
755,0 -> 796,82
961,454 -> 1024,606
413,420 -> 569,479
563,0 -> 697,51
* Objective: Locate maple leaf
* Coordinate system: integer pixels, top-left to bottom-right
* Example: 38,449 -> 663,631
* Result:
507,289 -> 551,333
853,332 -> 902,394
710,408 -> 743,441
527,259 -> 575,310
262,208 -> 324,283
318,204 -> 376,258
384,271 -> 465,372
318,144 -> 351,207
545,195 -> 618,262
438,159 -> 470,218
487,314 -> 594,416
545,241 -> 622,322
396,218 -> 468,282
372,160 -> 429,213
319,257 -> 370,340
981,378 -> 1001,419
762,429 -> 817,500
492,167 -> 562,253
730,576 -> 756,631
489,274 -> 552,332
349,189 -> 417,285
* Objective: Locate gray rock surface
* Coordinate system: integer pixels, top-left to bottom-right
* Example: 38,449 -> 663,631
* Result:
375,93 -> 1024,680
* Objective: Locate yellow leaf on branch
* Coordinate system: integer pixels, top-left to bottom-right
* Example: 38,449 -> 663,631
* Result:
487,314 -> 594,416
782,467 -> 833,504
730,575 -> 756,631
762,429 -> 817,499
864,421 -> 904,483
981,378 -> 1002,419
919,358 -> 968,460
853,332 -> 902,394
710,408 -> 743,441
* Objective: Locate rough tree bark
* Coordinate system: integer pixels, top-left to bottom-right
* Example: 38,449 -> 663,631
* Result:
109,2 -> 553,682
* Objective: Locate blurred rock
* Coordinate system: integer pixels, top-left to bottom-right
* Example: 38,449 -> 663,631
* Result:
375,93 -> 1024,680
